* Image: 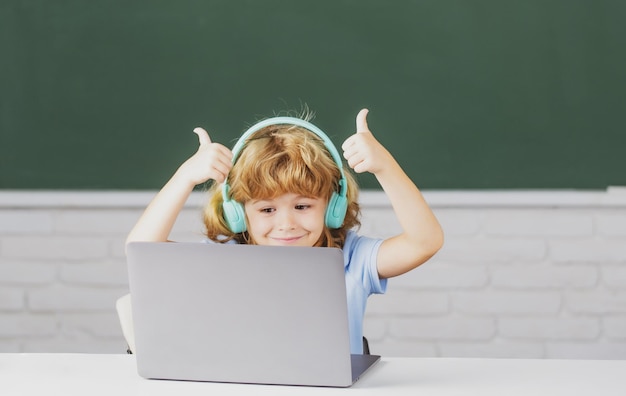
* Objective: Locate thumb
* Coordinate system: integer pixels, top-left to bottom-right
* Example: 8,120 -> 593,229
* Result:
192,127 -> 212,146
356,108 -> 370,133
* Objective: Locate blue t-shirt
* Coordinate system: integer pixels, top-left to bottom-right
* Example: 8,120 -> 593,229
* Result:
342,230 -> 387,353
205,230 -> 387,354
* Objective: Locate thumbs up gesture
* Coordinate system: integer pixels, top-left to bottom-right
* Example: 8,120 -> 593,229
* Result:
342,109 -> 394,175
176,127 -> 233,186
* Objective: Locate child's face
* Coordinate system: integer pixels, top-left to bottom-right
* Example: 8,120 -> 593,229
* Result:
244,193 -> 326,247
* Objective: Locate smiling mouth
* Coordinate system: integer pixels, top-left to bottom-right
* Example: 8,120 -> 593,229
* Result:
271,236 -> 303,244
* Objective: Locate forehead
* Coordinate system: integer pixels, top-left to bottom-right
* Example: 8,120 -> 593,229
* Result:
247,193 -> 324,204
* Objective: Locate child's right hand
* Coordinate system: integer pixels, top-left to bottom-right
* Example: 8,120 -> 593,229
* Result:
175,127 -> 233,186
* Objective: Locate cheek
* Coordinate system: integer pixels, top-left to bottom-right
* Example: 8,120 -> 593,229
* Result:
246,213 -> 268,233
309,216 -> 326,244
306,210 -> 327,230
242,211 -> 255,231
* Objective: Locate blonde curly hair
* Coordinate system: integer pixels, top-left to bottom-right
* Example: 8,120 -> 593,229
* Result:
203,122 -> 361,248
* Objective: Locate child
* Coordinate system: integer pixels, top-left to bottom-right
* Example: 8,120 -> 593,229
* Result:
126,108 -> 444,354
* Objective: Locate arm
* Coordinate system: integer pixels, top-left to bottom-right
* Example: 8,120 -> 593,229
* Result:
342,109 -> 443,279
125,127 -> 233,246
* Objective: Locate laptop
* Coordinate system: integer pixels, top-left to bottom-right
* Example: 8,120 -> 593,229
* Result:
126,241 -> 380,387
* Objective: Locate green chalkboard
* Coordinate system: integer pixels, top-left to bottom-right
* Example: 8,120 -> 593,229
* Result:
1,0 -> 625,190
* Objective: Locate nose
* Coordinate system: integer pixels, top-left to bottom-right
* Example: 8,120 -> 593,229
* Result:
276,209 -> 296,230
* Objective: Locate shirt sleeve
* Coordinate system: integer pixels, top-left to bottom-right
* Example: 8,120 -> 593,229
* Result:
343,230 -> 388,295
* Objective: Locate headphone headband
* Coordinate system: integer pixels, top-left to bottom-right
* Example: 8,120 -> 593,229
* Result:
230,117 -> 346,182
221,117 -> 349,233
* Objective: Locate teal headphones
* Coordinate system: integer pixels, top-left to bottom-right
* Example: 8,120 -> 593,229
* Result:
222,117 -> 349,233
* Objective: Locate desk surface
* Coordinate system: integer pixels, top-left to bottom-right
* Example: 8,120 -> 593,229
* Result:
2,354 -> 625,395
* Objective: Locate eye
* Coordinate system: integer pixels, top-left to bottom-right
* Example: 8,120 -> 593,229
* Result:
260,207 -> 275,213
295,204 -> 311,210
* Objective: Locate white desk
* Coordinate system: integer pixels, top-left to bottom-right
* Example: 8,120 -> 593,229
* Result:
2,353 -> 625,395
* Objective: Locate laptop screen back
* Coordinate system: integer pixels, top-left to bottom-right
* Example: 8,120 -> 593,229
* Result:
126,242 -> 359,387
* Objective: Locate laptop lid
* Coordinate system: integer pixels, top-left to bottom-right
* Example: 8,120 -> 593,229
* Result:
126,242 -> 379,387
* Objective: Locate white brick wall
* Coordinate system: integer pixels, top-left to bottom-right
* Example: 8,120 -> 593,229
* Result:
1,189 -> 625,358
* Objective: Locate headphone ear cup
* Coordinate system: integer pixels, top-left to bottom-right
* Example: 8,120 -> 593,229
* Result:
325,192 -> 348,229
222,199 -> 247,233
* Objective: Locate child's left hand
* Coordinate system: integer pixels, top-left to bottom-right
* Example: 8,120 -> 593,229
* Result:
342,109 -> 394,175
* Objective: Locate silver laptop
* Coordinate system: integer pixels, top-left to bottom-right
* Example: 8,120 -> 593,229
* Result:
126,241 -> 380,387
